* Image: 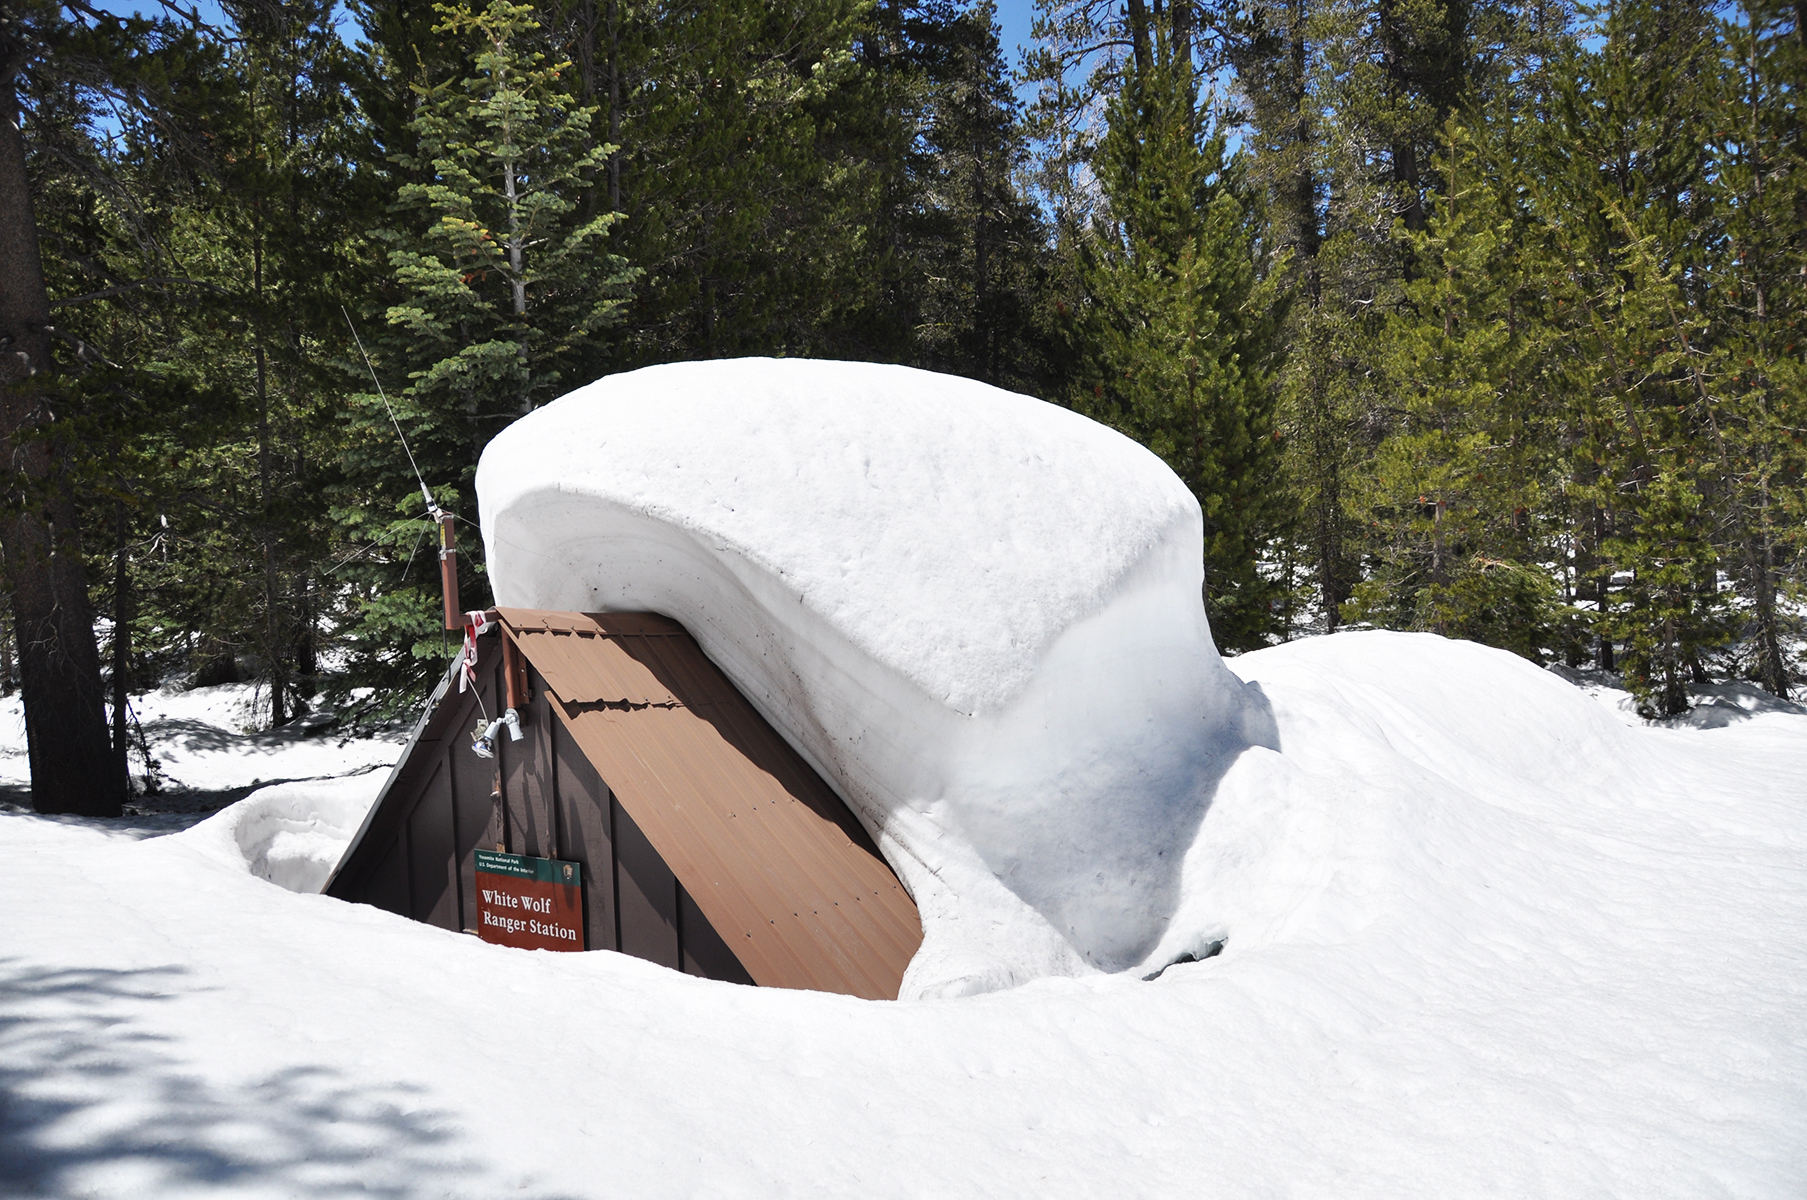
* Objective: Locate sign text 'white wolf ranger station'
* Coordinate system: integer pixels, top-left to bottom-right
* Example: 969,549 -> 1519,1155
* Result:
474,850 -> 584,951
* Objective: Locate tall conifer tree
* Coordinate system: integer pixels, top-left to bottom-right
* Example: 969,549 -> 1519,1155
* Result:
909,0 -> 1051,391
335,0 -> 633,702
1070,20 -> 1284,648
1346,119 -> 1561,658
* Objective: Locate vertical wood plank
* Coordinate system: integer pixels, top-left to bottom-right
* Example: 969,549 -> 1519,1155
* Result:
449,664 -> 501,927
499,648 -> 553,858
369,831 -> 410,917
613,793 -> 680,969
451,739 -> 492,933
522,663 -> 557,856
553,712 -> 617,951
679,885 -> 755,984
408,759 -> 459,930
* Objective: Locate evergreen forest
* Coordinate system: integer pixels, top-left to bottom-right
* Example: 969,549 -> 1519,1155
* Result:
3,0 -> 1803,814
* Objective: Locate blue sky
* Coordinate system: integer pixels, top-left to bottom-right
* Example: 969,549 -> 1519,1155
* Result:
993,0 -> 1043,107
994,0 -> 1039,67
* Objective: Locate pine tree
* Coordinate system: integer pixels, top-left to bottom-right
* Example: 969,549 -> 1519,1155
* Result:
1069,22 -> 1285,648
334,0 -> 633,707
1345,118 -> 1561,659
0,1 -> 233,813
1521,0 -> 1730,712
603,0 -> 876,363
1221,0 -> 1568,633
908,0 -> 1052,391
177,0 -> 367,726
1694,0 -> 1806,697
384,0 -> 631,418
1229,0 -> 1408,635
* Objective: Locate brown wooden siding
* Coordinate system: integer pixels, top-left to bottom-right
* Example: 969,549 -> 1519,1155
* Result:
324,612 -> 921,999
551,716 -> 615,952
499,608 -> 922,1000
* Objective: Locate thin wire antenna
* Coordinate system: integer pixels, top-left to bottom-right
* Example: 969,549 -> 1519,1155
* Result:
398,521 -> 429,582
341,305 -> 438,516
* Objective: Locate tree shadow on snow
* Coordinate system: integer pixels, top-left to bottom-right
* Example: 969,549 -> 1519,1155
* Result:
0,960 -> 576,1199
1,763 -> 386,834
137,714 -> 342,757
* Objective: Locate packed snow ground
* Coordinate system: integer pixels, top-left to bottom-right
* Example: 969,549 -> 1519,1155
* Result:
480,359 -> 1274,996
3,632 -> 1804,1198
0,681 -> 407,817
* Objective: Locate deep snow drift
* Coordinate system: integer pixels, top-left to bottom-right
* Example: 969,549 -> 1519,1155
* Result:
3,632 -> 1804,1198
478,358 -> 1275,995
7,361 -> 1801,1196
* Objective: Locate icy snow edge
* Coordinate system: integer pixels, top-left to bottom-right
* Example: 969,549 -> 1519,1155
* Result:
478,358 -> 1275,996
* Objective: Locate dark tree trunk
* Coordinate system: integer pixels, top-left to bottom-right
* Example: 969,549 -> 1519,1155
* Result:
294,568 -> 316,702
607,0 -> 620,211
1172,0 -> 1194,64
252,174 -> 286,726
971,146 -> 990,383
1593,505 -> 1614,672
257,341 -> 287,726
112,502 -> 130,795
1567,506 -> 1591,668
1126,0 -> 1152,75
576,0 -> 599,219
1290,10 -> 1321,284
0,68 -> 122,816
0,612 -> 13,694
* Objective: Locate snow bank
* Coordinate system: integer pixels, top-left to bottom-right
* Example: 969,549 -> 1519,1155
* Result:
174,775 -> 384,893
4,631 -> 1804,1198
1146,632 -> 1650,969
478,359 -> 1275,996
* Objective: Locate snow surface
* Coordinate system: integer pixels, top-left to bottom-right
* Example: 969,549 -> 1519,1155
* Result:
1548,662 -> 1807,729
0,682 -> 406,803
3,631 -> 1805,1197
478,358 -> 1277,996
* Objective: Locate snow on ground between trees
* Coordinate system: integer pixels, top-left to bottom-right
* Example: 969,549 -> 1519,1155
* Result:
2,361 -> 1804,1194
478,357 -> 1278,996
2,631 -> 1804,1197
0,681 -> 406,810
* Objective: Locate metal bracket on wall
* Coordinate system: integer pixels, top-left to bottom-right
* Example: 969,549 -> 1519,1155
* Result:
491,769 -> 505,854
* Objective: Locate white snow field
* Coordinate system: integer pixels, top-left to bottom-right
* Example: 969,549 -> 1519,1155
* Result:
1,361 -> 1804,1196
0,681 -> 406,806
479,358 -> 1277,996
2,633 -> 1805,1198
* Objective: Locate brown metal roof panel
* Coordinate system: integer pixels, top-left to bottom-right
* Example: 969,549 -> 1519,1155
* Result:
507,624 -> 680,707
630,704 -> 914,967
558,708 -> 845,991
499,608 -> 684,639
562,644 -> 680,706
552,709 -> 802,972
495,607 -> 648,635
499,608 -> 921,998
578,704 -> 894,992
587,611 -> 686,637
502,609 -> 705,707
696,694 -> 881,850
618,631 -> 735,709
556,698 -> 919,999
590,633 -> 681,705
686,706 -> 920,970
641,710 -> 890,907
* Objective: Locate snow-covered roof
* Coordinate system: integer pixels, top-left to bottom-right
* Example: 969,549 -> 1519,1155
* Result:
479,358 -> 1275,995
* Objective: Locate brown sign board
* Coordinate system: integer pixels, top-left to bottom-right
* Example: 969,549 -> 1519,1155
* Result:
474,849 -> 584,951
